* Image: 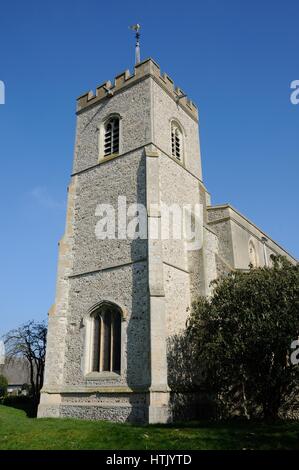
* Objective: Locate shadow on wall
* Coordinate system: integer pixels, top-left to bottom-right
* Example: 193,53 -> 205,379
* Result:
123,154 -> 214,423
127,154 -> 151,423
167,331 -> 215,421
125,154 -> 213,423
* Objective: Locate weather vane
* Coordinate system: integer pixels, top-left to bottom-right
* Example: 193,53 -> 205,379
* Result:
129,24 -> 141,65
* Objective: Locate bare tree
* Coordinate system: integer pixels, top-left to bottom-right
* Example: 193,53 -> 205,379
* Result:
4,320 -> 47,405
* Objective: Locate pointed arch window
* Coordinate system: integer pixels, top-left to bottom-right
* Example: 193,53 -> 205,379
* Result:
249,240 -> 258,267
104,117 -> 120,157
91,304 -> 121,373
171,122 -> 183,161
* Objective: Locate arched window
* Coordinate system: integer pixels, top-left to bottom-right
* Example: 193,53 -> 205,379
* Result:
104,117 -> 120,157
249,240 -> 258,267
171,121 -> 183,161
91,303 -> 121,373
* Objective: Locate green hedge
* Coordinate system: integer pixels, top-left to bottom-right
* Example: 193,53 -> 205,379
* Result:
1,395 -> 37,417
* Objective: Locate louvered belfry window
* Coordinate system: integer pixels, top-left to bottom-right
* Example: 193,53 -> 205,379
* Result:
104,117 -> 120,157
171,123 -> 183,161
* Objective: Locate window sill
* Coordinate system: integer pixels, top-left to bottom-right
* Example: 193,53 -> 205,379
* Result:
85,371 -> 121,381
169,152 -> 184,167
98,153 -> 120,164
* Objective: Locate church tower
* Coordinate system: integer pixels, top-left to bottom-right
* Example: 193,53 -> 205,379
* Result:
38,58 -> 217,423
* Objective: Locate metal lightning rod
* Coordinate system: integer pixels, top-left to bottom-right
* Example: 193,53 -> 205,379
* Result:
129,24 -> 141,65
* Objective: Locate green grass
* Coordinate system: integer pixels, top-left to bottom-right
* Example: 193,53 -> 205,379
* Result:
0,405 -> 299,450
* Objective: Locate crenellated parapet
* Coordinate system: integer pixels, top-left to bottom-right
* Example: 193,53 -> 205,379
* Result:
77,58 -> 198,120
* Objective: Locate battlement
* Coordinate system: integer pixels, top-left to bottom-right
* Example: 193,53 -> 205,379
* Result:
77,58 -> 198,120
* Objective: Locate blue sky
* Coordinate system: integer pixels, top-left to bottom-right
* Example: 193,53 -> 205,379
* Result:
0,0 -> 298,335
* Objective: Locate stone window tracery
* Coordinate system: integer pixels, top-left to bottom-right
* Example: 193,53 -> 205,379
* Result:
90,304 -> 121,373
